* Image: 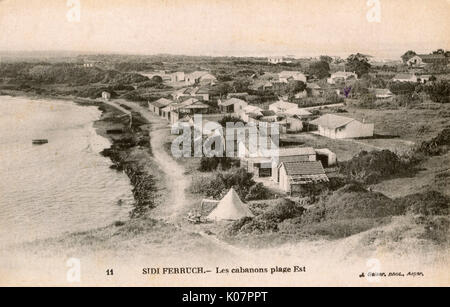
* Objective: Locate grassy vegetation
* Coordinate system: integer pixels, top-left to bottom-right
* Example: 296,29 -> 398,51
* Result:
224,182 -> 449,245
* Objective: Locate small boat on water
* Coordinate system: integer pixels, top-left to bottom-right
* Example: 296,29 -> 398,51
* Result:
32,139 -> 48,145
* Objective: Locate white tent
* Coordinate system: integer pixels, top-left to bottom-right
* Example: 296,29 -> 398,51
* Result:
207,188 -> 254,221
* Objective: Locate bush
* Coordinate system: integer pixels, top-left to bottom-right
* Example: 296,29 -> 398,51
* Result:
227,198 -> 304,235
424,81 -> 450,104
415,128 -> 450,156
317,184 -> 405,220
388,81 -> 417,95
286,218 -> 387,239
218,115 -> 244,127
324,91 -> 344,104
339,150 -> 417,184
420,216 -> 449,244
260,198 -> 305,223
396,191 -> 449,216
190,168 -> 256,200
245,183 -> 270,201
198,157 -> 238,172
357,93 -> 377,108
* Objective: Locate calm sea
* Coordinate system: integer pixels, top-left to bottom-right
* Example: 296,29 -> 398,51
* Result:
0,96 -> 134,246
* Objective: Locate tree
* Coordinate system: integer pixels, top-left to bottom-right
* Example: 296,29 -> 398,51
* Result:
425,81 -> 450,104
210,82 -> 232,97
401,50 -> 416,63
324,91 -> 343,104
388,81 -> 416,95
358,93 -> 377,109
232,78 -> 251,93
345,53 -> 371,78
307,60 -> 330,79
218,115 -> 244,127
151,75 -> 163,83
432,49 -> 445,55
319,55 -> 333,64
288,80 -> 306,94
352,80 -> 370,96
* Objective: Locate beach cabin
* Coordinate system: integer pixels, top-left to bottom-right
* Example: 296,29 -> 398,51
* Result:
148,98 -> 173,115
309,114 -> 374,139
327,71 -> 357,84
102,91 -> 111,101
277,161 -> 329,194
218,98 -> 248,114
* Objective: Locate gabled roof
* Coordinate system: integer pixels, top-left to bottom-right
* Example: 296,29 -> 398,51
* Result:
393,73 -> 416,80
187,71 -> 210,79
279,71 -> 305,78
372,88 -> 393,96
417,54 -> 447,61
196,87 -> 210,94
331,71 -> 357,78
180,98 -> 199,106
150,98 -> 173,108
279,155 -> 311,163
281,108 -> 311,117
243,105 -> 263,114
261,110 -> 276,117
281,161 -> 326,176
307,83 -> 321,89
279,147 -> 316,157
161,103 -> 179,112
309,114 -> 355,129
182,101 -> 209,109
220,97 -> 247,107
270,100 -> 298,110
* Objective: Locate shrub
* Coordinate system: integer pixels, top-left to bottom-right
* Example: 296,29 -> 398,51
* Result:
290,218 -> 387,239
425,81 -> 450,104
396,191 -> 449,216
388,81 -> 417,95
415,128 -> 450,156
198,157 -> 238,172
420,216 -> 449,244
218,115 -> 244,127
260,198 -> 305,223
190,168 -> 256,200
339,150 -> 417,184
245,183 -> 270,201
324,91 -> 344,104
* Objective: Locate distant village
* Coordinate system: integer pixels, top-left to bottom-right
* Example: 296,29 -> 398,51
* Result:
135,50 -> 449,200
0,49 -> 449,224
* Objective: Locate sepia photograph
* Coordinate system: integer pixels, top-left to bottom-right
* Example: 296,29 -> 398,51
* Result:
0,0 -> 449,289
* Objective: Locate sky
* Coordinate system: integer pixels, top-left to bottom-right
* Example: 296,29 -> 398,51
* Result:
0,0 -> 449,59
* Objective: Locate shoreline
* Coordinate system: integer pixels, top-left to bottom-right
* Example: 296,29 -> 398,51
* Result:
0,90 -> 159,220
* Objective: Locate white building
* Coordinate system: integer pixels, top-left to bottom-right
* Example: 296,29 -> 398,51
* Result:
278,71 -> 307,83
218,98 -> 248,113
392,73 -> 418,83
170,71 -> 185,82
268,56 -> 293,64
327,71 -> 358,84
239,105 -> 264,122
101,91 -> 111,100
310,114 -> 374,139
277,161 -> 328,194
185,71 -> 216,85
269,100 -> 298,114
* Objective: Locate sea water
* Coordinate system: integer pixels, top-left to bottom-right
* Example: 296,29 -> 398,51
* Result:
0,96 -> 134,246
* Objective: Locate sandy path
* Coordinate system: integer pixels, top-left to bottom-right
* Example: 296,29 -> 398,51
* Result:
111,99 -> 189,222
